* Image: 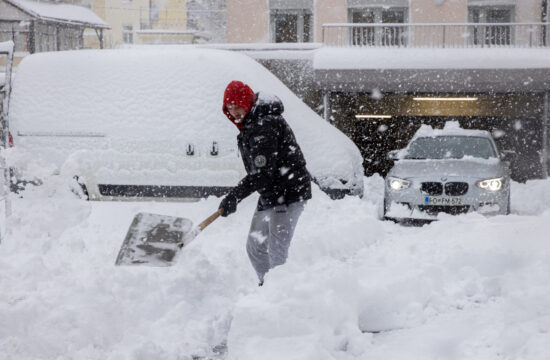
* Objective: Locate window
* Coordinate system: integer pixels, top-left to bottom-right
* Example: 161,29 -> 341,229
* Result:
122,25 -> 133,44
348,7 -> 408,46
271,9 -> 312,43
468,6 -> 514,45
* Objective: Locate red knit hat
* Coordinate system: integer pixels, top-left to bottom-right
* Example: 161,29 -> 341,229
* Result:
222,81 -> 255,129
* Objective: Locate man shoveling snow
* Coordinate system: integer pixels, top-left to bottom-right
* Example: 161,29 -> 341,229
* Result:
219,80 -> 312,286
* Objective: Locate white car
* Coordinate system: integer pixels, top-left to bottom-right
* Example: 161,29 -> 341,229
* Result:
383,123 -> 511,222
9,48 -> 364,200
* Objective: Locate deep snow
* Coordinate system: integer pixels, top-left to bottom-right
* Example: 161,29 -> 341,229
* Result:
1,173 -> 550,359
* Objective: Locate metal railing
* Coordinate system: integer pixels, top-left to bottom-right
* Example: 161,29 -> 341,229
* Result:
323,23 -> 550,48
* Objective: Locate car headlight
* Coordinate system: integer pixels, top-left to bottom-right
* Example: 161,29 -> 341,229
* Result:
476,177 -> 504,191
387,176 -> 411,191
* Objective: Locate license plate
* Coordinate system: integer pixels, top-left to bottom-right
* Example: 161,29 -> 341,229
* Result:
424,196 -> 462,206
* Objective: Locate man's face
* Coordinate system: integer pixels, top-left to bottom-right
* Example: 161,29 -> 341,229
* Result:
227,104 -> 247,123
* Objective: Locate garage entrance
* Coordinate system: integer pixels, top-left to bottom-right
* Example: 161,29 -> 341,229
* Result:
328,92 -> 547,181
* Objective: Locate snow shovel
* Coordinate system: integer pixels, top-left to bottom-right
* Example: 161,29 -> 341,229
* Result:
115,208 -> 223,266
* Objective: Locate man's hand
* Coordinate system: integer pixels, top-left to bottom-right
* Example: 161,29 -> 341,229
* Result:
219,194 -> 237,217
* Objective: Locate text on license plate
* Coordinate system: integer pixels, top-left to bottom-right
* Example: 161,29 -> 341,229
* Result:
424,196 -> 463,206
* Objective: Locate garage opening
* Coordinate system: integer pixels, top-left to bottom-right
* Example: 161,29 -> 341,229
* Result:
329,92 -> 546,182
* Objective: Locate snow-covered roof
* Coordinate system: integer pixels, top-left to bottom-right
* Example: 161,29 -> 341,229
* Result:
313,47 -> 550,70
5,0 -> 109,29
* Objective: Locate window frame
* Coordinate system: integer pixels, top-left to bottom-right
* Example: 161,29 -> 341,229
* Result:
269,8 -> 313,43
468,5 -> 515,46
122,25 -> 134,44
347,6 -> 409,46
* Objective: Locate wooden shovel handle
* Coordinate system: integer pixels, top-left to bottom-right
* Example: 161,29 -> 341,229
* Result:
197,208 -> 224,231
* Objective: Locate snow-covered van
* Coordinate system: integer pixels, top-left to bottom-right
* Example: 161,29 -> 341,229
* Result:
8,48 -> 364,200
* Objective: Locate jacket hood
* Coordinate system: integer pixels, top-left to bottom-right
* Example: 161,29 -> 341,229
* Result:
245,92 -> 284,124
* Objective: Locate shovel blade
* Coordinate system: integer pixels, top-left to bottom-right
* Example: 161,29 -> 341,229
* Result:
115,213 -> 195,266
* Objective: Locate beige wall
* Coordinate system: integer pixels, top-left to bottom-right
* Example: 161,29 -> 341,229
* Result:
516,0 -> 543,23
227,0 -> 269,43
411,0 -> 468,23
315,0 -> 347,42
82,0 -> 187,48
152,0 -> 188,30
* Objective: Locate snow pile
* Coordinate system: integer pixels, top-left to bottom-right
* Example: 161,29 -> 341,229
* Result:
1,174 -> 550,359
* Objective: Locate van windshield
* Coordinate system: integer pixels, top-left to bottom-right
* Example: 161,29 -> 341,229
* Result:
404,136 -> 497,160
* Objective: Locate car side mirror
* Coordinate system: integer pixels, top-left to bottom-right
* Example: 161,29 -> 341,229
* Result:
387,150 -> 400,161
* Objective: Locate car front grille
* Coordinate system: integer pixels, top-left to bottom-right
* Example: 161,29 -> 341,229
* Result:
421,182 -> 443,196
445,182 -> 469,196
421,181 -> 469,196
418,205 -> 470,215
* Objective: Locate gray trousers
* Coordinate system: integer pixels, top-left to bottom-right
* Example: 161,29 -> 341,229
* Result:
246,201 -> 306,283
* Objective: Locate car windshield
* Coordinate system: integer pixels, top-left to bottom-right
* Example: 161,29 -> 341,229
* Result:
404,136 -> 497,160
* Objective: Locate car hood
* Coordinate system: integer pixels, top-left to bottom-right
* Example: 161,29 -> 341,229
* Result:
388,158 -> 507,180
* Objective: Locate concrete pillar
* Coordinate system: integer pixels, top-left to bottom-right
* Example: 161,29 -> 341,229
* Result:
323,91 -> 331,123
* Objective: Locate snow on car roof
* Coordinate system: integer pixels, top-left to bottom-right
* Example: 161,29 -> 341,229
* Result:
9,47 -> 362,179
411,122 -> 492,140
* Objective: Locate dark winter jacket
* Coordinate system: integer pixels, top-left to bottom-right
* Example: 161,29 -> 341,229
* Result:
228,93 -> 312,211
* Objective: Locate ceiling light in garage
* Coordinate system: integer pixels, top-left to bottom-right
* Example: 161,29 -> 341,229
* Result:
413,97 -> 478,101
355,115 -> 392,119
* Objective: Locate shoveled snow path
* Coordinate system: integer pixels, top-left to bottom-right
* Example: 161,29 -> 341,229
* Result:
1,176 -> 549,359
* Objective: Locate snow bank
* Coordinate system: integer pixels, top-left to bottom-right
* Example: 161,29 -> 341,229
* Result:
2,174 -> 550,359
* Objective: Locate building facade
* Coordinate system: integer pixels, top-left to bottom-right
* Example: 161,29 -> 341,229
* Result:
227,0 -> 546,44
226,0 -> 550,181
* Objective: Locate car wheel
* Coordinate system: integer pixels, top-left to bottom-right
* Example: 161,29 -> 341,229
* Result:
382,197 -> 390,220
